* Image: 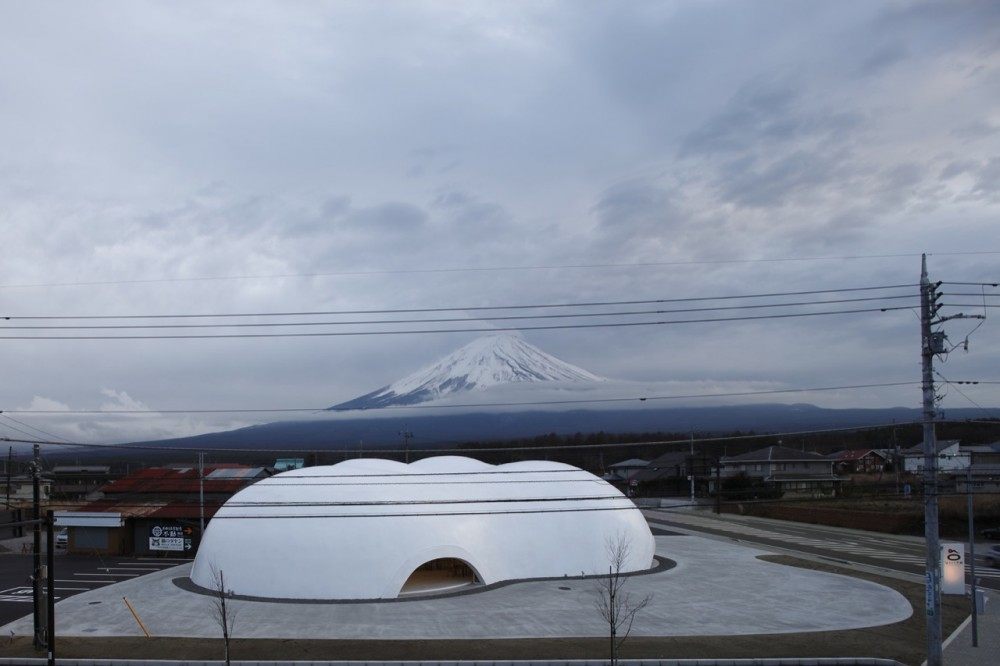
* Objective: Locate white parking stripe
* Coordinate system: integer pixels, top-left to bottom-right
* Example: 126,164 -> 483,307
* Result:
72,573 -> 138,578
97,567 -> 160,572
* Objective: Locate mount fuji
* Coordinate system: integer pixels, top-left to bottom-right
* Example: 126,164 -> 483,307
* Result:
330,334 -> 604,410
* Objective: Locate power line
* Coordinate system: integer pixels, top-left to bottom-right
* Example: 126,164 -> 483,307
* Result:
1,284 -> 918,320
0,380 -> 924,414
935,372 -> 1000,421
940,281 -> 1000,287
0,414 -> 71,443
0,295 -> 923,330
0,305 -> 916,340
2,253 -> 998,290
0,420 -> 933,455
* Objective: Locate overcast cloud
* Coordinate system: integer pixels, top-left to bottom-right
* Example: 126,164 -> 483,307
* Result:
1,0 -> 999,443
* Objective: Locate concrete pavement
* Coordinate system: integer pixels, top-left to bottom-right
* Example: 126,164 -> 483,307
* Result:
940,591 -> 996,666
0,534 -> 911,640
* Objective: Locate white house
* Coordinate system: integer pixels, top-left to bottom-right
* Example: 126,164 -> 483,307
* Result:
901,439 -> 969,473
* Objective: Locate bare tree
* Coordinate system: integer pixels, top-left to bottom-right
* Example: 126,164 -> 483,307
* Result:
594,533 -> 652,666
209,564 -> 239,666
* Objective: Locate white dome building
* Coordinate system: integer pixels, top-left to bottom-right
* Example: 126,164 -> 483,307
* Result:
190,456 -> 655,600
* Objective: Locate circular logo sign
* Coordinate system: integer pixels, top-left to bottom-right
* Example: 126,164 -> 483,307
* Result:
152,526 -> 162,537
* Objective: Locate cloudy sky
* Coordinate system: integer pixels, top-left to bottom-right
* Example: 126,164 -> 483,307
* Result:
1,0 -> 999,444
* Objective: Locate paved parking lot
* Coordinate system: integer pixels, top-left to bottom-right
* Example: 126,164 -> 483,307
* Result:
0,553 -> 191,626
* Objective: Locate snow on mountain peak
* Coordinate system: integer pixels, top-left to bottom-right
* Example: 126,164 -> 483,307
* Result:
331,334 -> 604,410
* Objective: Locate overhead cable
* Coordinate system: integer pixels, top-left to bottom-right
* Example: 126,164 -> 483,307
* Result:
0,380 -> 923,414
0,306 -> 916,340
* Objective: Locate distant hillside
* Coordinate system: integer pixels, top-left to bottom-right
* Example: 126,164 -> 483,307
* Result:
52,403 -> 995,460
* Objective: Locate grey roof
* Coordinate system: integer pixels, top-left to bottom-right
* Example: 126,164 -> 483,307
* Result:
204,467 -> 269,479
51,465 -> 111,474
645,451 -> 689,468
632,451 -> 689,482
961,445 -> 999,454
901,439 -> 961,455
722,445 -> 829,463
608,458 -> 649,469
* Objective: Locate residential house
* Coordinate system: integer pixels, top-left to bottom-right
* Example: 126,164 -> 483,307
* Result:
956,443 -> 1000,492
632,451 -> 705,496
50,465 -> 116,500
0,474 -> 51,505
605,458 -> 649,483
720,445 -> 841,496
827,449 -> 891,474
901,440 -> 968,473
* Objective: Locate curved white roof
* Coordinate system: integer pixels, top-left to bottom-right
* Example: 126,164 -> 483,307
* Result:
190,456 -> 654,600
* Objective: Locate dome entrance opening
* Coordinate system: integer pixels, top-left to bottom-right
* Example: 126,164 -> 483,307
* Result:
398,558 -> 481,597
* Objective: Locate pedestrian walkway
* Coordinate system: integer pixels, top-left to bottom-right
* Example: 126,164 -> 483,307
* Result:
941,592 -> 996,666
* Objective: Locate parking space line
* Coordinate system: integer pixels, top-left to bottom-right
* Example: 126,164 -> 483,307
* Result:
72,573 -> 138,578
97,567 -> 161,572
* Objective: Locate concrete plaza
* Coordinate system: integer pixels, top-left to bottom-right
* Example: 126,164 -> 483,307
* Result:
0,535 -> 912,640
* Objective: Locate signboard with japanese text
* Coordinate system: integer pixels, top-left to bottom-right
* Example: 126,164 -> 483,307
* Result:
149,524 -> 194,552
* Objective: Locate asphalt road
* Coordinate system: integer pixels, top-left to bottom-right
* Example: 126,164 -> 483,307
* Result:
644,508 -> 1000,591
0,551 -> 191,627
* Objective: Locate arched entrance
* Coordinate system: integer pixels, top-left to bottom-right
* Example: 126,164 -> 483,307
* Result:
398,557 -> 481,596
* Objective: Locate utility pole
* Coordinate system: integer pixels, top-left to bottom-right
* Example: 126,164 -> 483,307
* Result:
5,446 -> 11,509
918,254 -> 986,666
967,464 -> 978,647
689,433 -> 695,503
198,452 -> 205,538
399,428 -> 414,464
714,459 -> 721,515
45,510 -> 55,666
919,254 -> 943,666
892,426 -> 901,495
31,443 -> 44,649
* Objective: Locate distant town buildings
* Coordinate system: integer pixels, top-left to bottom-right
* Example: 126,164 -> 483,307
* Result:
55,464 -> 272,555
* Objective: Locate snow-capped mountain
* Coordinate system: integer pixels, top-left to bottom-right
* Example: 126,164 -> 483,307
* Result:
330,334 -> 604,410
